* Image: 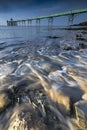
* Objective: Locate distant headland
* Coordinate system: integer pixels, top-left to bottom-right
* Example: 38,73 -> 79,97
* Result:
73,21 -> 87,26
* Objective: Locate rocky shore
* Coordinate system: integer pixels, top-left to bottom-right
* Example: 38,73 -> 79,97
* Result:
0,27 -> 87,130
0,51 -> 87,130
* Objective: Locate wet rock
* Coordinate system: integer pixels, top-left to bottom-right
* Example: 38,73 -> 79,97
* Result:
82,94 -> 87,100
14,64 -> 31,76
27,64 -> 71,116
21,95 -> 29,103
81,31 -> 87,34
60,43 -> 73,50
76,34 -> 82,38
47,36 -> 60,39
79,43 -> 87,49
76,37 -> 85,41
0,62 -> 18,76
74,100 -> 87,129
0,90 -> 11,111
41,62 -> 58,73
7,103 -> 47,130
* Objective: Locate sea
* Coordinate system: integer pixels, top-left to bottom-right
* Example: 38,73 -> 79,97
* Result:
0,25 -> 87,129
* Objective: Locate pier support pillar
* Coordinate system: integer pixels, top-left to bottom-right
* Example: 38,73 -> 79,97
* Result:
17,21 -> 20,26
22,21 -> 24,26
28,20 -> 30,26
17,22 -> 19,26
22,20 -> 26,26
30,20 -> 32,26
15,21 -> 17,26
48,17 -> 53,27
36,19 -> 40,26
68,14 -> 75,26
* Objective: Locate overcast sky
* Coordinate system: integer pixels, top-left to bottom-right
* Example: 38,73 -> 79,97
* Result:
0,0 -> 87,25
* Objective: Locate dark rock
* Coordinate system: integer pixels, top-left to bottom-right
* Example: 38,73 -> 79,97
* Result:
74,100 -> 87,129
79,43 -> 87,49
60,43 -> 73,50
7,103 -> 47,130
47,36 -> 60,39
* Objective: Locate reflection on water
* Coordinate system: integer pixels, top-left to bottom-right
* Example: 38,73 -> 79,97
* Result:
0,26 -> 87,130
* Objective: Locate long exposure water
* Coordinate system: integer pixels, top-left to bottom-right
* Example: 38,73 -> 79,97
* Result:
0,25 -> 87,130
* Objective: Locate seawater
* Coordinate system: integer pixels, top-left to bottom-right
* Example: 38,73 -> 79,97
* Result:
0,25 -> 87,129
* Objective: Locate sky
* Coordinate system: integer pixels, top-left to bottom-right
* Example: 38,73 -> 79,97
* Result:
0,0 -> 87,25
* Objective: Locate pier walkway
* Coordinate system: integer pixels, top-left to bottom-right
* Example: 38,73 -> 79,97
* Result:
7,8 -> 87,26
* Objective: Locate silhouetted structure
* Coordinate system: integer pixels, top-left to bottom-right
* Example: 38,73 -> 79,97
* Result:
7,18 -> 17,26
6,8 -> 87,26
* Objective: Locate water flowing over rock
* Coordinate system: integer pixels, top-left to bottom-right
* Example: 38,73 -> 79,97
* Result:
0,89 -> 11,112
82,94 -> 87,100
7,103 -> 47,130
0,27 -> 87,130
75,100 -> 87,129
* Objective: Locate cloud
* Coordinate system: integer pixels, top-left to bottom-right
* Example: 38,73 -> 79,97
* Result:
0,0 -> 87,15
0,0 -> 87,24
0,0 -> 87,12
0,0 -> 33,12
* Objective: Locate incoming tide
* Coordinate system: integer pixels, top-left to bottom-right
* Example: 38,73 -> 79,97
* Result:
0,25 -> 87,130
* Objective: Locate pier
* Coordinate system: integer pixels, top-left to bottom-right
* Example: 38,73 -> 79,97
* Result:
7,8 -> 87,26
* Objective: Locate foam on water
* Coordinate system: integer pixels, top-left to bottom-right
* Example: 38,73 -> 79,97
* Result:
0,26 -> 87,130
